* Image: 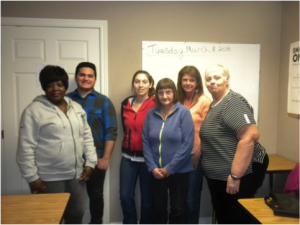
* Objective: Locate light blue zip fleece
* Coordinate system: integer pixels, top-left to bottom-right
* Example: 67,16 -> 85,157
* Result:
142,102 -> 194,174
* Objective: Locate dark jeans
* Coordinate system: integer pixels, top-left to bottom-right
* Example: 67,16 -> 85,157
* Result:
119,157 -> 155,224
185,164 -> 204,224
206,154 -> 269,224
43,179 -> 86,224
151,172 -> 190,224
86,166 -> 106,224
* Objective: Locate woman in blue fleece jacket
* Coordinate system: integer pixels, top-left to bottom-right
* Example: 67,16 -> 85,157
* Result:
142,78 -> 194,224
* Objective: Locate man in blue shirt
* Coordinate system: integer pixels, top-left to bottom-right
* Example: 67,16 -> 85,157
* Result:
67,62 -> 118,224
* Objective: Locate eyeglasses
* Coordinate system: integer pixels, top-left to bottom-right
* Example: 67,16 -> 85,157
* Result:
157,90 -> 173,97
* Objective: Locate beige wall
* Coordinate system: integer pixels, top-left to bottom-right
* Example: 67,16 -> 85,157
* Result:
2,1 -> 299,222
277,2 -> 300,161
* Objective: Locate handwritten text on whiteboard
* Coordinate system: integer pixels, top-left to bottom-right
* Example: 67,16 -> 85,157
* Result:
143,43 -> 231,59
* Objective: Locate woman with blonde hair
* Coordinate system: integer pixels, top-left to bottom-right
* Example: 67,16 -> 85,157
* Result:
200,64 -> 268,223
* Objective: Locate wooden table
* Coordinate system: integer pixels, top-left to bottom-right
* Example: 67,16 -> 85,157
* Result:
1,193 -> 70,224
266,154 -> 297,193
238,198 -> 299,224
267,154 -> 297,173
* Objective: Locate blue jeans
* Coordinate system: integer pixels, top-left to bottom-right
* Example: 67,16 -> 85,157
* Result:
86,166 -> 106,224
120,157 -> 155,224
185,164 -> 204,224
43,179 -> 86,224
151,172 -> 190,224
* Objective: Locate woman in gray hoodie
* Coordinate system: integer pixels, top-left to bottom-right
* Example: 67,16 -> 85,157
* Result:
16,65 -> 97,224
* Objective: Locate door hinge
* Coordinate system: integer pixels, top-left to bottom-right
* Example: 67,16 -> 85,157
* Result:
1,130 -> 3,139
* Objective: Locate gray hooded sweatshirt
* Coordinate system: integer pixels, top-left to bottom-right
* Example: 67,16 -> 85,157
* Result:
16,95 -> 97,183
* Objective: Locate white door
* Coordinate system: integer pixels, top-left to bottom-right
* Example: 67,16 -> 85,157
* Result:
1,25 -> 101,194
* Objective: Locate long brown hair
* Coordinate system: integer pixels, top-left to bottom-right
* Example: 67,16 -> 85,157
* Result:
131,70 -> 155,97
177,66 -> 204,105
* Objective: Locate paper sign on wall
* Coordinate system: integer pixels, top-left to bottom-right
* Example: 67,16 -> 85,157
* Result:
287,41 -> 300,118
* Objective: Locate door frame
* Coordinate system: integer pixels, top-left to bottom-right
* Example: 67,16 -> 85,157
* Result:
1,17 -> 110,223
0,63 -> 5,195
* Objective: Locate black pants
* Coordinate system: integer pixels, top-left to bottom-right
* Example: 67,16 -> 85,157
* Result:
151,172 -> 190,224
86,166 -> 106,224
206,154 -> 269,224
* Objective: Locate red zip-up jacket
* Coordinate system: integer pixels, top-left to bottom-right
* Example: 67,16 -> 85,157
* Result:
121,96 -> 155,157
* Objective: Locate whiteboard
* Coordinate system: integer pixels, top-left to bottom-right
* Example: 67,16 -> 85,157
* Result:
142,41 -> 261,122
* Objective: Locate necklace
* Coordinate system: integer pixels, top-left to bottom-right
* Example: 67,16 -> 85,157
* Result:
211,90 -> 229,108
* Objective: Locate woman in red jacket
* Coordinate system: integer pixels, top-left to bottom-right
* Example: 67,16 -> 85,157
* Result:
120,70 -> 156,224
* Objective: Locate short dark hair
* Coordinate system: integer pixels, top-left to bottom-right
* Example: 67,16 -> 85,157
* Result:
154,78 -> 179,106
131,70 -> 155,97
39,65 -> 69,91
75,62 -> 97,78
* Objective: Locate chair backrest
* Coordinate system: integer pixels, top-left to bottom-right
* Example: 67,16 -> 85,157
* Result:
283,163 -> 299,194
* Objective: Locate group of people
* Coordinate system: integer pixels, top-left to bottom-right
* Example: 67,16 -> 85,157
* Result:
16,62 -> 269,224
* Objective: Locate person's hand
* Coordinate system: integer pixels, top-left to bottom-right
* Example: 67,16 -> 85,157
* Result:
226,175 -> 240,195
160,167 -> 170,178
79,166 -> 94,181
97,158 -> 109,170
152,168 -> 164,179
29,178 -> 46,194
191,151 -> 201,169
